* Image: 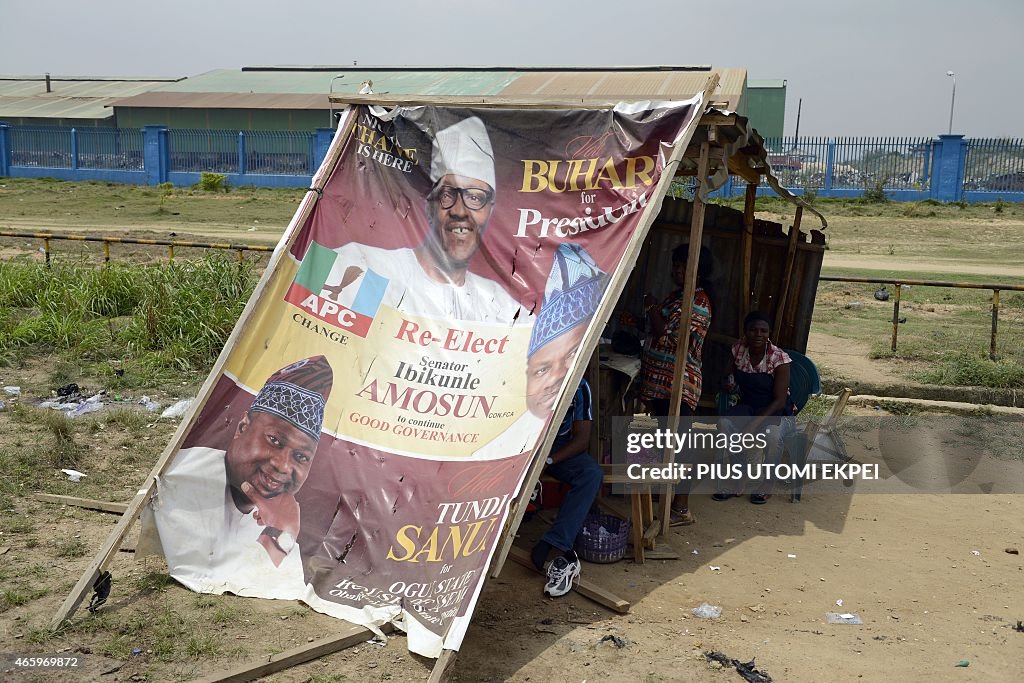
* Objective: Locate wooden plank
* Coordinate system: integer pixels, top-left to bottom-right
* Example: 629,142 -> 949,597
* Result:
658,139 -> 711,536
489,75 -> 719,580
50,108 -> 361,631
727,156 -> 761,185
643,549 -> 680,560
428,650 -> 459,683
741,183 -> 757,333
328,92 -> 728,113
508,547 -> 631,614
588,346 -> 601,464
631,491 -> 645,563
773,206 -> 804,339
35,494 -> 127,515
643,519 -> 660,543
188,624 -> 383,683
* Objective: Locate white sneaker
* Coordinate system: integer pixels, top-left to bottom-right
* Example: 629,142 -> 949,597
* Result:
544,552 -> 581,597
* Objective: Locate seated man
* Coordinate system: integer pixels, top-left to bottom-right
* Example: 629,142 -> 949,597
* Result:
530,377 -> 604,597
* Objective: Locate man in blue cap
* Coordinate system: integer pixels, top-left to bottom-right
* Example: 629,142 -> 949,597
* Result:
525,244 -> 607,598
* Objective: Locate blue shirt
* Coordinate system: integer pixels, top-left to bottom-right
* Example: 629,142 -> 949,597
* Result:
551,379 -> 593,453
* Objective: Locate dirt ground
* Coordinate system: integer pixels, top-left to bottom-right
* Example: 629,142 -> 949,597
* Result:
1,203 -> 1022,681
1,359 -> 1022,683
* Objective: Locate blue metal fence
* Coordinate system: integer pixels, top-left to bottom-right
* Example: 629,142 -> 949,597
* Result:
964,138 -> 1024,193
9,126 -> 73,168
1,123 -> 1023,200
751,136 -> 935,192
168,128 -> 316,175
77,128 -> 145,171
168,128 -> 239,174
245,130 -> 316,175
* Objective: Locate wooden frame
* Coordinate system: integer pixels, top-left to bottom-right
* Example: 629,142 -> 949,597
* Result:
657,138 -> 712,535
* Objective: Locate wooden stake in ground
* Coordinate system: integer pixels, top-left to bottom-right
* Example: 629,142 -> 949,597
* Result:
49,108 -> 360,630
659,137 -> 711,536
188,624 -> 390,683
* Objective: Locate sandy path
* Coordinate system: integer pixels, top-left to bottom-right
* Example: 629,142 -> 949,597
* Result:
825,255 -> 1024,278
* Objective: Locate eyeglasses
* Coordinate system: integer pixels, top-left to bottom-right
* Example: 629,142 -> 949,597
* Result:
431,185 -> 494,211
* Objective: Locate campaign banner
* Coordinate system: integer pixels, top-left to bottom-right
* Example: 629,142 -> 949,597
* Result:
145,99 -> 705,657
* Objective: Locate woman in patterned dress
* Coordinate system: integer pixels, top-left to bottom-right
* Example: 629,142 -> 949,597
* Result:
638,244 -> 713,526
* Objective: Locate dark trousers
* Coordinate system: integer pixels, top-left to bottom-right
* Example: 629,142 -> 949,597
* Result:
542,452 -> 604,552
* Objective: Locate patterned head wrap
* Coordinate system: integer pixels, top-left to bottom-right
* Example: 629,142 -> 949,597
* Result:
250,356 -> 334,441
528,244 -> 608,358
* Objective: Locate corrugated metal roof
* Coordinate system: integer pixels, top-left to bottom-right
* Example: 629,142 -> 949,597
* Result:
113,92 -> 330,110
147,68 -> 519,97
112,66 -> 744,110
496,69 -> 744,109
0,76 -> 182,120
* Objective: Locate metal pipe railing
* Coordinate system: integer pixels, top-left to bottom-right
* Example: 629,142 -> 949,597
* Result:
819,274 -> 1024,360
0,230 -> 274,267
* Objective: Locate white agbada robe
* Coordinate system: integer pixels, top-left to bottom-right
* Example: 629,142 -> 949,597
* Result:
149,446 -> 306,600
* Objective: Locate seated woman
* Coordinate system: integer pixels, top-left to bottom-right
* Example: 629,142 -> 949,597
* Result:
714,311 -> 794,504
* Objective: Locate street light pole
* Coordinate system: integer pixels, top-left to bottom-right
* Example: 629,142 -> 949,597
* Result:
328,74 -> 345,127
946,71 -> 956,135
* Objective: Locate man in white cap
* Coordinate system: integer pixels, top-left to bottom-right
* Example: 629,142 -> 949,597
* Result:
324,116 -> 521,324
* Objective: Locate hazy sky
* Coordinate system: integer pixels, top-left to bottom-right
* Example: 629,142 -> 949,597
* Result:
2,0 -> 1020,137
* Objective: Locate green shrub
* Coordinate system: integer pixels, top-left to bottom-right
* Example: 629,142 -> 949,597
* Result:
862,180 -> 887,203
198,172 -> 228,192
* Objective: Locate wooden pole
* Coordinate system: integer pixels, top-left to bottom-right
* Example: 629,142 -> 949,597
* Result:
658,137 -> 711,536
489,77 -> 719,579
49,108 -> 360,631
35,494 -> 127,515
990,289 -> 1000,360
890,284 -> 902,353
741,182 -> 757,336
428,650 -> 459,683
188,624 -> 388,683
772,206 -> 803,340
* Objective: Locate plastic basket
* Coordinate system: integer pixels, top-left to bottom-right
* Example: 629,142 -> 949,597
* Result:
574,512 -> 631,563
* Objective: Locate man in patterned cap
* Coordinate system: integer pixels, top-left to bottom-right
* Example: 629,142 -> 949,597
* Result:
524,244 -> 606,597
147,356 -> 334,599
470,244 -> 606,596
325,115 -> 521,323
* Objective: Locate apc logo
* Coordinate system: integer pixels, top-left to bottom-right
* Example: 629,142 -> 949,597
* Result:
285,241 -> 388,338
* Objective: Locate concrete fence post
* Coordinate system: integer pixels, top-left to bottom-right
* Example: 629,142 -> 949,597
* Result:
313,128 -> 336,174
824,140 -> 835,191
0,124 -> 10,177
930,134 -> 968,202
70,128 -> 79,171
143,125 -> 169,185
237,131 -> 246,176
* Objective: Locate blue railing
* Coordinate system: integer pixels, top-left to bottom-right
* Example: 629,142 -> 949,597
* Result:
1,123 -> 1022,201
77,128 -> 145,171
168,128 -> 316,176
9,126 -> 74,169
168,128 -> 240,174
738,136 -> 935,193
964,138 -> 1024,193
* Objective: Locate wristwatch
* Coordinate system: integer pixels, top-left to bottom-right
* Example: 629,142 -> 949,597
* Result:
262,527 -> 296,554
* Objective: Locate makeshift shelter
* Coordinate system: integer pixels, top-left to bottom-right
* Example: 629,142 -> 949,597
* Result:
51,70 -> 826,683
